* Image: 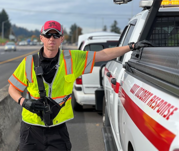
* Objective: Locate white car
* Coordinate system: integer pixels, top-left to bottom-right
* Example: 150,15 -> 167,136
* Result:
4,42 -> 16,51
72,32 -> 120,111
18,41 -> 28,46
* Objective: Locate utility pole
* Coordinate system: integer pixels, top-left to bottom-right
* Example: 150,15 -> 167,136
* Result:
102,18 -> 104,30
71,33 -> 73,44
2,19 -> 10,39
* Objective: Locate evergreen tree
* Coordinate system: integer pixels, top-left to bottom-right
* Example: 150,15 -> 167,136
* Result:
110,20 -> 121,34
103,25 -> 107,31
0,9 -> 11,38
68,24 -> 82,43
63,28 -> 68,42
12,24 -> 40,40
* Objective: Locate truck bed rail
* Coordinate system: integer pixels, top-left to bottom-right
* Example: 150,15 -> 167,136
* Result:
127,47 -> 179,97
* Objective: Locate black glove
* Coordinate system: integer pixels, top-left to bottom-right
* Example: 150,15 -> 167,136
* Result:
129,40 -> 154,51
22,99 -> 46,113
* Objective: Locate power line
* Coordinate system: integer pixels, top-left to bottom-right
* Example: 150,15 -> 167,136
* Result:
0,7 -> 132,17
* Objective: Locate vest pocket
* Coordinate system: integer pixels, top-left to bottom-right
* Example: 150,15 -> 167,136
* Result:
64,74 -> 75,95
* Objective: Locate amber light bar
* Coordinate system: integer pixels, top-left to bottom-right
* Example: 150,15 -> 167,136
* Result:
161,0 -> 179,6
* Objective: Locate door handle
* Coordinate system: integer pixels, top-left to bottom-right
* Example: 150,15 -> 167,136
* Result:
106,72 -> 111,77
111,78 -> 116,85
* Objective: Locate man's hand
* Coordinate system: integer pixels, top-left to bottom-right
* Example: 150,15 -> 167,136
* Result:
22,99 -> 46,113
129,40 -> 154,51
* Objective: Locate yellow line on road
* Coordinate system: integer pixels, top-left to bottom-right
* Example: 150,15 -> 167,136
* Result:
0,49 -> 39,65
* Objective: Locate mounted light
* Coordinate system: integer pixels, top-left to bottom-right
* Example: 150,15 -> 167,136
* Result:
140,0 -> 153,8
140,0 -> 179,8
161,0 -> 179,7
113,0 -> 132,5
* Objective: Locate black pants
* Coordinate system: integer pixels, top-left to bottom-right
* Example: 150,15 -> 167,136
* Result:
19,121 -> 72,151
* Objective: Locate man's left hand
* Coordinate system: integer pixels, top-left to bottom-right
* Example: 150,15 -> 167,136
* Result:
129,40 -> 154,51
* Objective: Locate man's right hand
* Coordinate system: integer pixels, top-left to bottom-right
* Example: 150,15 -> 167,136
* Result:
22,99 -> 46,113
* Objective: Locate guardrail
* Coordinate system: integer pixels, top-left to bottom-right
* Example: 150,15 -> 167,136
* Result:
0,84 -> 22,151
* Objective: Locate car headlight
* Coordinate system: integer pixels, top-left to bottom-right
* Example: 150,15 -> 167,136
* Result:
12,46 -> 14,49
5,46 -> 8,49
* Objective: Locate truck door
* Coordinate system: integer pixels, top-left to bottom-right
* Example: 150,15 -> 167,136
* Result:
104,22 -> 136,145
104,26 -> 129,124
114,22 -> 136,146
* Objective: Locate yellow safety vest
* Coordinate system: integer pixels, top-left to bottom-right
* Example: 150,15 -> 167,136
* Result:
8,49 -> 96,127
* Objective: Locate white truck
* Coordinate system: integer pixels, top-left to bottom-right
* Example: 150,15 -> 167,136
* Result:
72,32 -> 120,111
95,0 -> 179,151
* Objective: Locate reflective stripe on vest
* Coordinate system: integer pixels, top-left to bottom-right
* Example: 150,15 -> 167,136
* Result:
25,50 -> 73,98
52,96 -> 67,104
25,50 -> 73,82
27,91 -> 67,104
25,51 -> 73,78
8,74 -> 27,92
63,50 -> 73,75
83,51 -> 95,74
25,55 -> 33,83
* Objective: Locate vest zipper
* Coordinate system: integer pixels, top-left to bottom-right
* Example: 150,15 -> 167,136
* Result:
47,50 -> 61,98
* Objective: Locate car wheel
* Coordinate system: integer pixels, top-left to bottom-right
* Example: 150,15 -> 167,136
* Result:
72,92 -> 83,111
14,49 -> 16,51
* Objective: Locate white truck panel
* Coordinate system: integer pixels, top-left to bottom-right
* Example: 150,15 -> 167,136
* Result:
120,72 -> 179,151
100,1 -> 179,151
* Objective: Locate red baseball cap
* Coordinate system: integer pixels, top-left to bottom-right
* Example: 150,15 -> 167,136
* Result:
41,20 -> 63,35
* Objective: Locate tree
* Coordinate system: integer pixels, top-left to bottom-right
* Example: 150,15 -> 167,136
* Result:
68,23 -> 82,43
0,9 -> 11,38
110,20 -> 121,34
63,28 -> 68,42
12,24 -> 40,40
103,25 -> 107,31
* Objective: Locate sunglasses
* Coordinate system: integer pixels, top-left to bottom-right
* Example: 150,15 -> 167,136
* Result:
41,33 -> 61,39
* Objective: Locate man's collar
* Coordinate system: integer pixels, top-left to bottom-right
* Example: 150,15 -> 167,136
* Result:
39,47 -> 60,62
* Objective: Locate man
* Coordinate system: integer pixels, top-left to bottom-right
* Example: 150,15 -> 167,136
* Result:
8,20 -> 152,151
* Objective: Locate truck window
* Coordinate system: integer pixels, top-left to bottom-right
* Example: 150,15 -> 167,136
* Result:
84,42 -> 118,52
122,25 -> 135,46
90,44 -> 104,51
147,15 -> 179,46
117,24 -> 135,62
105,41 -> 118,48
84,45 -> 90,51
84,44 -> 104,51
84,42 -> 118,66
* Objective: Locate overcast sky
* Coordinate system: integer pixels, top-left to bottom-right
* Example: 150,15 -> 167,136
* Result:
0,0 -> 142,34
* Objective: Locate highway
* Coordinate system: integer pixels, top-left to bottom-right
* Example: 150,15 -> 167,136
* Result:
0,45 -> 104,151
0,46 -> 40,89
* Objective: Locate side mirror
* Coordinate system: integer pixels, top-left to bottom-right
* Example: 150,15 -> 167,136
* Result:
113,0 -> 132,5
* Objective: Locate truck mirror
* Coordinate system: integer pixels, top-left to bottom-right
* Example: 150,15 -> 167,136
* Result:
113,0 -> 132,5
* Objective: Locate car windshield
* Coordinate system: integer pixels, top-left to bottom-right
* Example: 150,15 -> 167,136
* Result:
6,42 -> 15,45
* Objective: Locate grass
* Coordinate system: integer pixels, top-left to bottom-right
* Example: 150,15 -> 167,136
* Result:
0,37 -> 11,45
